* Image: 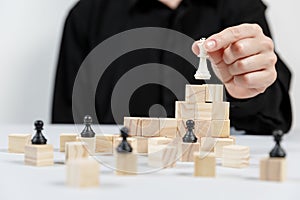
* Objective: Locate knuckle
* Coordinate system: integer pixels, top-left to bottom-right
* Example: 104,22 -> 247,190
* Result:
262,37 -> 274,51
229,27 -> 241,39
232,42 -> 245,55
252,23 -> 263,33
269,54 -> 278,65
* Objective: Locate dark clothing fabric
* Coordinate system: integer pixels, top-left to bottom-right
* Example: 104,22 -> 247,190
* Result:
52,0 -> 292,134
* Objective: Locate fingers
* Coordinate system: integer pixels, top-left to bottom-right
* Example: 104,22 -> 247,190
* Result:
228,53 -> 277,76
204,23 -> 263,52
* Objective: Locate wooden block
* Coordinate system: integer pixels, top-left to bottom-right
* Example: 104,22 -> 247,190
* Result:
60,134 -> 78,152
148,137 -> 174,153
78,137 -> 96,154
159,118 -> 178,138
200,137 -> 216,153
95,134 -> 115,153
194,152 -> 216,177
214,138 -> 234,158
185,84 -> 207,103
194,103 -> 212,120
141,118 -> 160,137
66,159 -> 99,187
207,120 -> 230,138
148,146 -> 177,168
132,137 -> 148,154
115,153 -> 137,175
124,117 -> 142,136
229,136 -> 236,144
194,120 -> 211,138
205,84 -> 223,102
8,134 -> 31,153
113,137 -> 137,153
260,157 -> 286,182
222,145 -> 250,168
212,102 -> 229,120
175,101 -> 195,120
65,142 -> 89,162
24,144 -> 54,166
177,119 -> 187,138
180,142 -> 200,162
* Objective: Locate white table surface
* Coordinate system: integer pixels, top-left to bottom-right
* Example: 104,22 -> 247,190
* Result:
0,124 -> 299,200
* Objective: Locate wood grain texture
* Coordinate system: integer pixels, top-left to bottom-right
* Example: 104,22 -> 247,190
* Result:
194,152 -> 216,177
141,118 -> 160,137
185,84 -> 207,103
8,134 -> 31,153
208,120 -> 230,138
200,137 -> 216,153
66,159 -> 99,188
115,153 -> 137,175
212,102 -> 230,120
159,118 -> 178,138
260,157 -> 286,182
180,142 -> 200,162
222,145 -> 250,168
205,84 -> 223,102
214,138 -> 234,158
24,144 -> 54,166
148,137 -> 174,154
175,101 -> 195,120
194,120 -> 211,138
95,134 -> 116,154
124,117 -> 142,136
59,134 -> 78,152
132,137 -> 148,154
148,145 -> 177,168
65,142 -> 89,162
195,103 -> 212,120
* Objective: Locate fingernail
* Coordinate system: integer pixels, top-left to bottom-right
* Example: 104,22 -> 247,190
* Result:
205,39 -> 216,50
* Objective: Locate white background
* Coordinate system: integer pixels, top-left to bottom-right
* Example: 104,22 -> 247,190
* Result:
0,0 -> 299,129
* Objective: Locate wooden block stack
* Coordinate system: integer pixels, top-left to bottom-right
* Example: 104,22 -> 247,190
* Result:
60,133 -> 78,152
260,158 -> 286,182
8,134 -> 31,153
222,145 -> 250,168
24,144 -> 54,166
66,158 -> 100,187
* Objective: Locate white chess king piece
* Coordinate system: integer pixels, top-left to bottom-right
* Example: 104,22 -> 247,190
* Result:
194,38 -> 211,80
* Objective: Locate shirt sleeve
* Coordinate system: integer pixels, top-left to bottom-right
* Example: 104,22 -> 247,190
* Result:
220,0 -> 292,134
52,1 -> 91,123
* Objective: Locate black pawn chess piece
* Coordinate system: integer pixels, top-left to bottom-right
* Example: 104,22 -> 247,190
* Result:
270,130 -> 286,158
182,120 -> 198,143
116,127 -> 132,153
31,120 -> 47,145
80,115 -> 96,138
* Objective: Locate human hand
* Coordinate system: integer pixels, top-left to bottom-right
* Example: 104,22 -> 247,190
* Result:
192,23 -> 277,99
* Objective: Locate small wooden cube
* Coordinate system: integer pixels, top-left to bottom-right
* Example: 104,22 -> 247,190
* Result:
115,153 -> 137,175
77,137 -> 96,154
124,117 -> 142,136
60,133 -> 78,152
148,146 -> 177,168
175,101 -> 195,120
185,84 -> 207,103
24,144 -> 54,166
205,84 -> 223,102
194,120 -> 211,138
260,157 -> 286,182
65,142 -> 89,162
66,159 -> 99,188
212,102 -> 229,120
113,137 -> 137,153
222,145 -> 250,168
148,137 -> 173,147
207,120 -> 230,138
177,119 -> 187,138
179,142 -> 200,162
194,103 -> 212,120
132,137 -> 148,154
141,118 -> 160,137
214,138 -> 234,158
159,118 -> 178,138
95,134 -> 115,153
194,152 -> 216,177
8,134 -> 31,153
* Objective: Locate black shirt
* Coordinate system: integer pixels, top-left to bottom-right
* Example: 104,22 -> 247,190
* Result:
52,0 -> 292,134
